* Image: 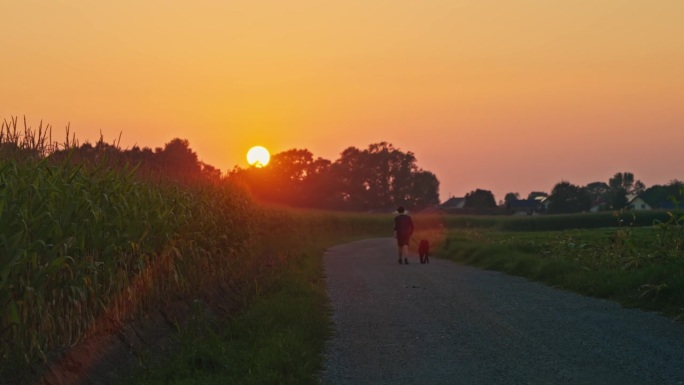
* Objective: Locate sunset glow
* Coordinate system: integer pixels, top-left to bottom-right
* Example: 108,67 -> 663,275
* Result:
2,1 -> 683,201
247,146 -> 270,168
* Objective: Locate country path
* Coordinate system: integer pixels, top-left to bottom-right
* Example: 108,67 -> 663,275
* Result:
319,238 -> 684,385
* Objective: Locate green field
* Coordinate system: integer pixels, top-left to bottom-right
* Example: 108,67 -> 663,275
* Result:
1,123 -> 682,384
435,212 -> 684,319
126,210 -> 684,384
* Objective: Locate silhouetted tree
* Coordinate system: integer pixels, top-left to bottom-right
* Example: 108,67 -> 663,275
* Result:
200,162 -> 222,182
609,172 -> 645,195
231,142 -> 440,211
262,148 -> 331,207
464,189 -> 496,209
608,187 -> 629,210
504,192 -> 520,204
330,142 -> 438,211
641,180 -> 684,208
548,181 -> 591,214
158,138 -> 201,178
329,146 -> 370,210
605,172 -> 645,210
585,181 -> 611,210
405,170 -> 440,210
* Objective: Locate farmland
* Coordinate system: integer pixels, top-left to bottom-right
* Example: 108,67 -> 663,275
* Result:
128,209 -> 684,384
0,121 -> 393,383
1,120 -> 682,383
434,212 -> 684,319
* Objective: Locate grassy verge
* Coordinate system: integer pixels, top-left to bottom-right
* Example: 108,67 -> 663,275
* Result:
123,209 -> 684,384
438,224 -> 684,320
125,246 -> 325,384
123,207 -> 393,385
124,210 -> 684,384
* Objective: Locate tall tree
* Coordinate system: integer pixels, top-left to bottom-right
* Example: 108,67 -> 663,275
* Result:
609,188 -> 629,210
406,170 -> 440,210
585,181 -> 611,209
230,148 -> 331,207
464,189 -> 497,209
331,142 -> 438,211
330,146 -> 373,210
607,172 -> 645,210
158,138 -> 201,177
548,181 -> 591,214
609,172 -> 645,195
504,192 -> 520,203
231,142 -> 439,211
640,180 -> 684,208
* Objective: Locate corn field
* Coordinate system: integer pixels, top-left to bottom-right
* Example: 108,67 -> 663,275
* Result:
0,118 -> 393,382
0,118 -> 255,380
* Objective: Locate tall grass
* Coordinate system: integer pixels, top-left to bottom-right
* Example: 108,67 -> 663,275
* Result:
0,119 -> 262,382
0,157 -> 260,378
439,222 -> 684,319
0,117 -> 399,383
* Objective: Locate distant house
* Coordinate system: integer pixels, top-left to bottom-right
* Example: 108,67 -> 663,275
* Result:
627,194 -> 652,211
537,196 -> 552,212
506,199 -> 545,215
418,196 -> 466,214
441,197 -> 466,209
588,194 -> 652,212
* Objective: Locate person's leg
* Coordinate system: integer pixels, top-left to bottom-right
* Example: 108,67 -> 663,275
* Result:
397,239 -> 403,263
398,237 -> 409,264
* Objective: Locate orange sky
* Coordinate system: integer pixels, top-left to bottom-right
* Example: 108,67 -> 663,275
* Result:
2,1 -> 683,202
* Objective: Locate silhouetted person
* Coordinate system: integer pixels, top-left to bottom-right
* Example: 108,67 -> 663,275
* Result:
394,206 -> 414,264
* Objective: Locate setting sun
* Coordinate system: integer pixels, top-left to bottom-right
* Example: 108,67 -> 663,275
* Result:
246,146 -> 270,168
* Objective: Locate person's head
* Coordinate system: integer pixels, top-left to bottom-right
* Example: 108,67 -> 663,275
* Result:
397,206 -> 405,213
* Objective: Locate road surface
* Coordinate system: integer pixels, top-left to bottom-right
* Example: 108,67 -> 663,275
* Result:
320,238 -> 684,385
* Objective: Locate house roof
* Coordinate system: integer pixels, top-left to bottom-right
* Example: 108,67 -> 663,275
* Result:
441,197 -> 465,208
626,194 -> 650,203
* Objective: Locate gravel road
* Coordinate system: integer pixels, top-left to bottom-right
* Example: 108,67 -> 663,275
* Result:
320,238 -> 684,385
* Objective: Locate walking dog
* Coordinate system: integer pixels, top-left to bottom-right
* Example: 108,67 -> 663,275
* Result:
418,239 -> 430,264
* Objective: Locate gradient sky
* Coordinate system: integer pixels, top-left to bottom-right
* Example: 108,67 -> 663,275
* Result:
2,1 -> 683,202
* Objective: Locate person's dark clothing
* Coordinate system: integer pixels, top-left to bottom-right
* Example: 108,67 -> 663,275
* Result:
394,213 -> 414,247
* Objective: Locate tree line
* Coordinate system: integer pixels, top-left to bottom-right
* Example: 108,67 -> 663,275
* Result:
544,173 -> 682,214
465,172 -> 684,214
229,142 -> 440,211
6,132 -> 441,212
52,143 -> 683,214
7,120 -> 674,215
